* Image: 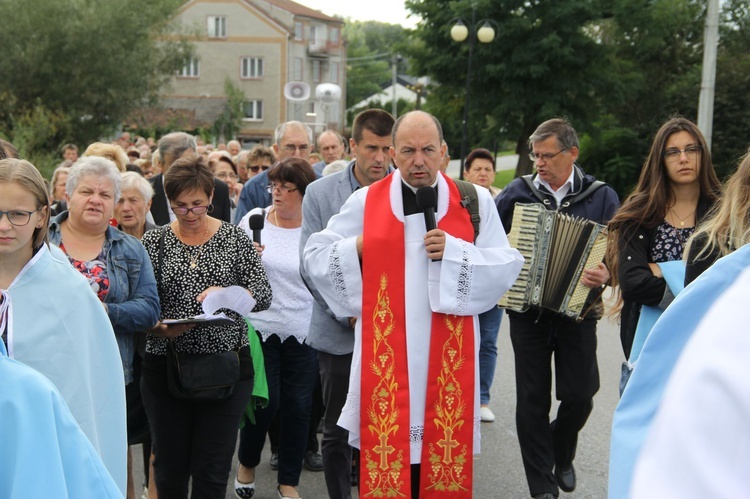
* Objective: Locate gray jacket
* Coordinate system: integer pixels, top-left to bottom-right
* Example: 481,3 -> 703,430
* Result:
299,161 -> 392,354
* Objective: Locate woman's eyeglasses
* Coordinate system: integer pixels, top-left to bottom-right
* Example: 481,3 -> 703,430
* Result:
216,172 -> 239,181
170,205 -> 209,215
0,209 -> 39,226
663,145 -> 702,162
266,183 -> 298,194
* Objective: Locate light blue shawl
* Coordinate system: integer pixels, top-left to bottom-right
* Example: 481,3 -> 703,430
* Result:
0,347 -> 122,498
609,244 -> 750,498
3,244 -> 127,495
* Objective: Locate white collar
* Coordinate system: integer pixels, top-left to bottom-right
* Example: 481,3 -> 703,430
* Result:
533,167 -> 575,194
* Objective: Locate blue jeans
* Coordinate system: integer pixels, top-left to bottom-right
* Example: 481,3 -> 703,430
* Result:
238,333 -> 318,486
479,305 -> 503,405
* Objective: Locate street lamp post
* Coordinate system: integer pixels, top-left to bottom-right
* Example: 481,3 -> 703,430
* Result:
451,8 -> 496,180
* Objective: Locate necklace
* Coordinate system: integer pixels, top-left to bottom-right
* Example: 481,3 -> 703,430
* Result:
175,222 -> 210,269
270,207 -> 301,229
670,206 -> 696,227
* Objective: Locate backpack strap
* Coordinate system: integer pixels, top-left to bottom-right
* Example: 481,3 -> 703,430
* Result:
567,180 -> 605,205
521,174 -> 548,204
453,179 -> 480,242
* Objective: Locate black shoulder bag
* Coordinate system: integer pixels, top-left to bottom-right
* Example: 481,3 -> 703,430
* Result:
157,227 -> 240,401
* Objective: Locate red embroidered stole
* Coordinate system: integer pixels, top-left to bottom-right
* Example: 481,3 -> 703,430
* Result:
361,173 -> 475,498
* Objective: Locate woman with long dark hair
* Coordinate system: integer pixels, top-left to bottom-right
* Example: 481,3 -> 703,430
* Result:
606,117 -> 721,359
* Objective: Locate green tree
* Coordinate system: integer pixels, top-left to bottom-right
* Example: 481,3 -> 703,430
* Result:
579,0 -> 707,197
344,21 -> 411,111
0,0 -> 192,175
711,0 -> 750,178
212,78 -> 247,142
406,0 -> 615,176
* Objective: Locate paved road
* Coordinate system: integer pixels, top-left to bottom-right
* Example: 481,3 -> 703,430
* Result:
132,294 -> 624,498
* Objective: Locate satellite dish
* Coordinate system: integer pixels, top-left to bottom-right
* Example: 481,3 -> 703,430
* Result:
284,82 -> 311,101
315,83 -> 342,103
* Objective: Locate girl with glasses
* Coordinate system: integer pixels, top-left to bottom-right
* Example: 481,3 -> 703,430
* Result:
0,157 -> 128,493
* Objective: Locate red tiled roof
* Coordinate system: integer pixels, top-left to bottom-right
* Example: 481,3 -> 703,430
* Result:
261,0 -> 342,23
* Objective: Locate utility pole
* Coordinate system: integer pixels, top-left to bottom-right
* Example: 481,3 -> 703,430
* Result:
392,54 -> 400,118
698,0 -> 720,150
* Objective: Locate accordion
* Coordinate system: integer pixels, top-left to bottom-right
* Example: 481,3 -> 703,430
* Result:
499,203 -> 608,319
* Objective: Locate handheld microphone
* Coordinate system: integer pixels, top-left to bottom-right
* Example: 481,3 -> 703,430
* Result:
416,186 -> 438,232
249,214 -> 264,246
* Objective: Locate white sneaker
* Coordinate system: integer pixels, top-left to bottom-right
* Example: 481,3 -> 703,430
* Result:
480,406 -> 495,423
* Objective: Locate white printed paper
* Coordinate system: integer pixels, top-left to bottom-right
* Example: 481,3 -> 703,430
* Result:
201,285 -> 257,317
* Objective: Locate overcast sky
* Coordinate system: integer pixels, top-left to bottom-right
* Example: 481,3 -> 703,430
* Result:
300,0 -> 420,28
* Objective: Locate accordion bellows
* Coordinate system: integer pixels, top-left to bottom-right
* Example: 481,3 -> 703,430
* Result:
499,203 -> 608,319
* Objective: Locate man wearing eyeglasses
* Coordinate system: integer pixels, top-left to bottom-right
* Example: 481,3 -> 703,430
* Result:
495,118 -> 619,499
234,121 -> 314,224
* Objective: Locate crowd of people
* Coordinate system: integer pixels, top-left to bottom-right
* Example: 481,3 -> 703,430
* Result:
1,109 -> 748,499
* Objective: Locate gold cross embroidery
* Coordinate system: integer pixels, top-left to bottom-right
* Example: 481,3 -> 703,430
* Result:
438,427 -> 459,463
374,432 -> 396,470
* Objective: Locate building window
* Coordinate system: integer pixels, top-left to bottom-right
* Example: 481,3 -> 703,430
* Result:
312,60 -> 321,83
244,100 -> 263,121
293,58 -> 303,81
241,57 -> 264,79
310,25 -> 317,44
329,27 -> 339,44
207,16 -> 227,38
331,62 -> 339,84
294,21 -> 303,41
177,58 -> 200,78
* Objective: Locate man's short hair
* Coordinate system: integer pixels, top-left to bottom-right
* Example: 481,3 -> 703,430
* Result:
274,121 -> 313,146
528,118 -> 579,150
391,111 -> 444,146
62,143 -> 78,154
352,109 -> 395,143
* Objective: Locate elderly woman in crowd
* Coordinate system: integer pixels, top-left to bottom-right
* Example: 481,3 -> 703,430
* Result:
49,165 -> 70,215
49,156 -> 161,495
242,145 -> 276,182
116,172 -> 156,239
140,155 -> 271,498
213,155 -> 242,219
1,157 -> 127,492
49,155 -> 160,381
236,158 -> 317,499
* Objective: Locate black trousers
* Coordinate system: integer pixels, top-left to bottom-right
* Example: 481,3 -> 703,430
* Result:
238,334 -> 318,486
509,312 -> 599,497
140,376 -> 253,499
319,350 -> 354,498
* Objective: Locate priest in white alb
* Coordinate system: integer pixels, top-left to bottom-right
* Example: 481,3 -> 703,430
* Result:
303,111 -> 523,498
